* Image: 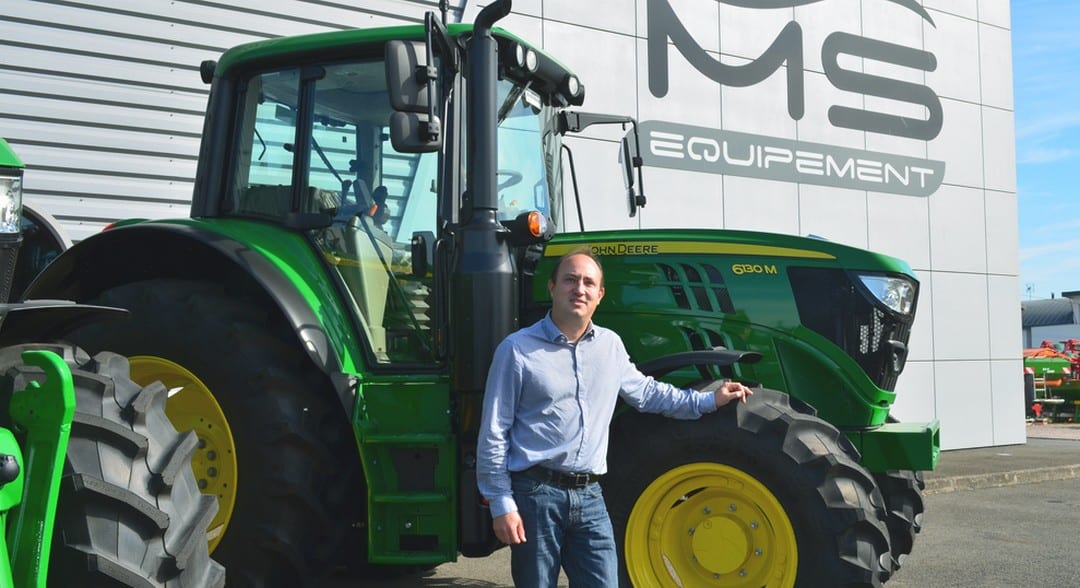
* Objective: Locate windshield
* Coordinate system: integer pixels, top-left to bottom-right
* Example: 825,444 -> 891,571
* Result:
227,59 -> 439,365
494,79 -> 563,229
228,61 -> 439,244
223,58 -> 567,366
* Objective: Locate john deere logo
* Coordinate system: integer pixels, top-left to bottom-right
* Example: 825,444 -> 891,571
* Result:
640,0 -> 946,197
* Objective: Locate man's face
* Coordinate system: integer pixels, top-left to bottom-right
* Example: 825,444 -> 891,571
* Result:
548,254 -> 605,322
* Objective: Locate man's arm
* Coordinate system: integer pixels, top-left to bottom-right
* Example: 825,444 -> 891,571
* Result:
616,339 -> 751,416
476,341 -> 527,544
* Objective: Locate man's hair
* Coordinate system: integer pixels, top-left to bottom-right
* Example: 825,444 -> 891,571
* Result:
549,247 -> 604,286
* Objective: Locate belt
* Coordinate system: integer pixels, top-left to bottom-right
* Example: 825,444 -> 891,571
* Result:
523,466 -> 601,489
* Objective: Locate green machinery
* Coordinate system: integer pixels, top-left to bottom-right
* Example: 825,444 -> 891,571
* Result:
22,2 -> 938,586
0,138 -> 224,586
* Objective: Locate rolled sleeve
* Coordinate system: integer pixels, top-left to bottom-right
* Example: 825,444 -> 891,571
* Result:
616,340 -> 714,420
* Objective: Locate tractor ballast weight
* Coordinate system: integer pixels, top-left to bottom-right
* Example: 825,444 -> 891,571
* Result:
23,1 -> 938,585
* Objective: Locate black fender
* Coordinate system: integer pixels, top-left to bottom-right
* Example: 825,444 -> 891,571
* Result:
0,301 -> 126,347
23,223 -> 353,412
637,347 -> 762,380
12,203 -> 72,301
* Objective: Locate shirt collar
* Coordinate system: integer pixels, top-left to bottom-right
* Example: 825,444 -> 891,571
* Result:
540,312 -> 596,343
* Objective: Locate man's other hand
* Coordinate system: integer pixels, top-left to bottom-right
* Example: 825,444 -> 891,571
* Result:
493,511 -> 527,545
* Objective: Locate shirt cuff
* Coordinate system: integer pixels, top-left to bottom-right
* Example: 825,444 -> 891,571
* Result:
489,494 -> 518,518
695,390 -> 719,414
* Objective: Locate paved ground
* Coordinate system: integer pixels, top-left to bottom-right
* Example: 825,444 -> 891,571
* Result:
925,422 -> 1080,494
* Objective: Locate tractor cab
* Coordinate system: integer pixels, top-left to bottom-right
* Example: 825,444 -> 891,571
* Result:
200,23 -> 580,367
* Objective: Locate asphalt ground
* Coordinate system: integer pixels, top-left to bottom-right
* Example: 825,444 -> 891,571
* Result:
925,422 -> 1080,494
339,423 -> 1080,587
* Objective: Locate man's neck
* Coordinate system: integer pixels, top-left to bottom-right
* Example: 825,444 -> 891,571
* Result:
551,313 -> 590,343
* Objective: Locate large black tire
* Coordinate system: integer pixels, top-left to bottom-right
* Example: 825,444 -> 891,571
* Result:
872,469 -> 925,570
70,279 -> 364,587
0,344 -> 225,587
605,387 -> 892,588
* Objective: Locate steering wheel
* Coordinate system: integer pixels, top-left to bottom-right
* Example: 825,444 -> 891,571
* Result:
497,169 -> 523,192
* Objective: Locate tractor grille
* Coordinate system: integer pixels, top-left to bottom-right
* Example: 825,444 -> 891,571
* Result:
788,267 -> 913,391
657,263 -> 735,314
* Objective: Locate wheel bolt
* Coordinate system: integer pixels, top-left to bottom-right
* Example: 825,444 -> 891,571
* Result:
207,450 -> 217,460
703,506 -> 711,514
740,569 -> 747,577
750,521 -> 759,529
755,548 -> 763,556
729,504 -> 737,512
198,479 -> 208,489
688,527 -> 695,535
207,467 -> 218,477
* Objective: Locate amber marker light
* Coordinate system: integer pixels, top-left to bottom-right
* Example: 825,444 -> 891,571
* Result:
528,210 -> 546,237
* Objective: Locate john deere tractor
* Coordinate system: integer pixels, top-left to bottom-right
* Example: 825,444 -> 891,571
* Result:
0,137 -> 224,586
23,1 -> 938,586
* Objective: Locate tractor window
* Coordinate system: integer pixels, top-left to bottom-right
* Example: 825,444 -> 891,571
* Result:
495,80 -> 563,229
227,61 -> 439,366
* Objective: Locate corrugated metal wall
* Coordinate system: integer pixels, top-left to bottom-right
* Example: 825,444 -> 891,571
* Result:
0,0 -> 460,241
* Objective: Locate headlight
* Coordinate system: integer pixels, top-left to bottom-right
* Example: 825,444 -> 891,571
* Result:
858,273 -> 916,315
0,172 -> 22,235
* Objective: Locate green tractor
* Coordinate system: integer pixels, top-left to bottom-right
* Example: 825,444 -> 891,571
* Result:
0,138 -> 224,586
23,1 -> 938,586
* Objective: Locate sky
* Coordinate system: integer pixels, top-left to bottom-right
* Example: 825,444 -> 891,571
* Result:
1014,0 -> 1080,300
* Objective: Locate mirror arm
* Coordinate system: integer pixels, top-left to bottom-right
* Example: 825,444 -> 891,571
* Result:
557,111 -> 635,135
629,118 -> 647,210
560,144 -> 585,232
420,13 -> 443,143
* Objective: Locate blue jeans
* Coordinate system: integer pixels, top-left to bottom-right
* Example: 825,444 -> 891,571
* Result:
508,471 -> 618,588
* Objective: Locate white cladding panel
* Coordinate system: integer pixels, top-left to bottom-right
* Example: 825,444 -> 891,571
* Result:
1,0 -> 447,235
2,0 -> 1021,448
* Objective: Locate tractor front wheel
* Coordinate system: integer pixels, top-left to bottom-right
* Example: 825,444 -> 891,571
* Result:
1,344 -> 225,587
604,387 -> 893,587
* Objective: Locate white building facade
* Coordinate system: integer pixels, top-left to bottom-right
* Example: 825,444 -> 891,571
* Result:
0,0 -> 1021,449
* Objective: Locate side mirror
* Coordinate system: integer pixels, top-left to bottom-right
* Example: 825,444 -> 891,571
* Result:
411,231 -> 436,277
385,40 -> 442,153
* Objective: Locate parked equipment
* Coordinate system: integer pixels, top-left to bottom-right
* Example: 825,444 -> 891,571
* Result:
22,2 -> 938,586
0,137 -> 224,587
1024,341 -> 1080,421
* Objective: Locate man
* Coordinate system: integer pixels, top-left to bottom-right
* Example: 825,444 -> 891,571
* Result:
477,249 -> 752,587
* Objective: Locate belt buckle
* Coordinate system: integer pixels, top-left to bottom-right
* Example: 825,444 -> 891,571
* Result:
558,472 -> 588,488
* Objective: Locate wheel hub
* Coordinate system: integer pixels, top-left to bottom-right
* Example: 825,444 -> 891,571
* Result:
691,516 -> 748,574
626,462 -> 797,587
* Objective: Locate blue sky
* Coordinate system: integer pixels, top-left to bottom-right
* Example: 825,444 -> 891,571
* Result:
1014,0 -> 1080,299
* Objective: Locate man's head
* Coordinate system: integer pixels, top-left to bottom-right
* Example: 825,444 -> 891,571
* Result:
548,249 -> 605,324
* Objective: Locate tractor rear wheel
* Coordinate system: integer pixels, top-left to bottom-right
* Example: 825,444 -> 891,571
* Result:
604,387 -> 893,588
1,344 -> 225,587
70,279 -> 364,587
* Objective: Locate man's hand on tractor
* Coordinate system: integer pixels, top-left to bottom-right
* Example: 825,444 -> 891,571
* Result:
697,380 -> 754,407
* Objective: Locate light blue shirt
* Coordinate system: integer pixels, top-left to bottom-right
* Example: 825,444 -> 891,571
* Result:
477,314 -> 717,518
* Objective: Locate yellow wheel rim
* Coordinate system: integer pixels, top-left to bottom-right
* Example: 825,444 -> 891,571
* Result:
626,462 -> 798,587
130,356 -> 237,553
